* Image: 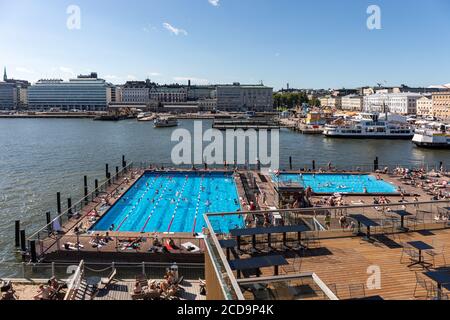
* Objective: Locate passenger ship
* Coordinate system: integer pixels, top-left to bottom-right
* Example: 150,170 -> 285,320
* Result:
413,122 -> 450,149
323,113 -> 414,139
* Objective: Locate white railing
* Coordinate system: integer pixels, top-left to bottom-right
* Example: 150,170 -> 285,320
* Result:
63,260 -> 84,301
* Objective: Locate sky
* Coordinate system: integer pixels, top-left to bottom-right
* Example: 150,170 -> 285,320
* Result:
0,0 -> 449,90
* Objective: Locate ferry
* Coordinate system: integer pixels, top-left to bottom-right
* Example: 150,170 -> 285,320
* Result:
413,122 -> 450,149
323,113 -> 414,139
154,117 -> 179,128
137,113 -> 156,122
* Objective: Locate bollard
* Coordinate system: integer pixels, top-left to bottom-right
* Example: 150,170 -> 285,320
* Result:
116,166 -> 119,178
46,212 -> 52,235
257,160 -> 261,171
374,157 -> 379,172
312,160 -> 316,171
122,155 -> 126,168
95,179 -> 99,197
15,220 -> 20,247
289,157 -> 293,171
56,192 -> 61,215
30,240 -> 37,263
20,229 -> 26,252
106,164 -> 109,179
67,198 -> 72,216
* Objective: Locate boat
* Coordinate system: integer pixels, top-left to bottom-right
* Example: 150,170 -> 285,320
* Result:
323,113 -> 414,139
412,122 -> 450,149
137,113 -> 156,122
154,117 -> 179,128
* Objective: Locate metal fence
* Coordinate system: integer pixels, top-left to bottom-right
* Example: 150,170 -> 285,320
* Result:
0,261 -> 205,281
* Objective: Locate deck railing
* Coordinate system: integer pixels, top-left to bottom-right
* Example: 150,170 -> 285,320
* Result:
0,261 -> 205,282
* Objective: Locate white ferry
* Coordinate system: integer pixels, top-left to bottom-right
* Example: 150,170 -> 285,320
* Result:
154,117 -> 179,128
413,122 -> 450,149
323,113 -> 414,139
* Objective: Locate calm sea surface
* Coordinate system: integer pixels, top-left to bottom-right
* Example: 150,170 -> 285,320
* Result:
0,118 -> 449,263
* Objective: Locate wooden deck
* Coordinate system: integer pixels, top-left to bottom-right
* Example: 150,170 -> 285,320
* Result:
241,228 -> 450,300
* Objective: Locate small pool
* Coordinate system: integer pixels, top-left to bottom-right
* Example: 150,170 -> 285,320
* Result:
272,173 -> 398,194
91,172 -> 243,233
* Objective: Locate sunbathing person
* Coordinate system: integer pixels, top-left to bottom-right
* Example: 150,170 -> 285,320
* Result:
34,285 -> 54,300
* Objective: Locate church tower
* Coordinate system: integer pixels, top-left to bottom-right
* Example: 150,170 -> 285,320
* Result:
3,67 -> 7,81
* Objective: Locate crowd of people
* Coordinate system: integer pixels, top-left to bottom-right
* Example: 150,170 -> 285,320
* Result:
132,269 -> 182,300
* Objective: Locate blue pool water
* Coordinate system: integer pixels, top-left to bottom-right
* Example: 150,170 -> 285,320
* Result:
91,172 -> 243,233
273,173 -> 398,194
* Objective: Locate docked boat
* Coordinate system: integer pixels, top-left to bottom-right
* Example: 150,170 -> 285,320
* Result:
154,117 -> 179,128
137,113 -> 156,122
413,122 -> 450,149
323,113 -> 414,139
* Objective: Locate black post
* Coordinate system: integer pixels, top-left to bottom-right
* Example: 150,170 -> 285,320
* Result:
20,230 -> 26,252
56,192 -> 61,215
116,166 -> 119,178
95,179 -> 99,197
257,160 -> 261,171
312,160 -> 316,171
46,212 -> 52,235
122,155 -> 126,168
106,164 -> 109,179
30,240 -> 37,263
14,220 -> 20,247
374,157 -> 379,172
84,176 -> 89,204
289,156 -> 293,170
67,198 -> 72,216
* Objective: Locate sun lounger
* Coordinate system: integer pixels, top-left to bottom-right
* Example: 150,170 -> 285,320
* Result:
98,268 -> 117,291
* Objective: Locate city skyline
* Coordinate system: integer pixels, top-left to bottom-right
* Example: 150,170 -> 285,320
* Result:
1,0 -> 450,89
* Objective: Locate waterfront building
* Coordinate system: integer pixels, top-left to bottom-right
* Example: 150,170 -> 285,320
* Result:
216,83 -> 273,112
416,96 -> 434,118
432,91 -> 450,120
341,95 -> 363,112
150,86 -> 188,103
187,85 -> 216,101
319,96 -> 342,109
0,82 -> 17,109
122,81 -> 151,103
364,92 -> 423,115
27,73 -> 108,111
0,67 -> 30,109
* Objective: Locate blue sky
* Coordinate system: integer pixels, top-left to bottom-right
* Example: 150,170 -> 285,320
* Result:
0,0 -> 449,89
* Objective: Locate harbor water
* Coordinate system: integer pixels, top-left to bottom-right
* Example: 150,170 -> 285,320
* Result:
0,118 -> 449,264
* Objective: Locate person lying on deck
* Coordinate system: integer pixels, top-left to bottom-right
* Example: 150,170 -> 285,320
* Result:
33,285 -> 54,300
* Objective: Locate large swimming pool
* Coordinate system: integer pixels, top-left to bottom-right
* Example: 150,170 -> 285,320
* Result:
91,172 -> 243,233
273,173 -> 398,194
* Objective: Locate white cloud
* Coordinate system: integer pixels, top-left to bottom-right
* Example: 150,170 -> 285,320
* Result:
15,67 -> 35,74
174,76 -> 209,85
127,75 -> 137,80
163,22 -> 188,36
208,0 -> 220,6
149,72 -> 161,77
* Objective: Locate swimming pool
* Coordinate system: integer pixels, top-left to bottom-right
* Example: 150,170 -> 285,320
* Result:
272,173 -> 398,194
91,172 -> 243,233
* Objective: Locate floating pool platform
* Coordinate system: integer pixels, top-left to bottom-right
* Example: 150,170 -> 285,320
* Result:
33,167 -> 417,264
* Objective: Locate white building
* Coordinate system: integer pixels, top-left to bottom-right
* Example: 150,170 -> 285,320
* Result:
319,96 -> 342,109
364,92 -> 423,115
341,95 -> 363,111
150,86 -> 187,103
216,83 -> 273,112
122,82 -> 150,103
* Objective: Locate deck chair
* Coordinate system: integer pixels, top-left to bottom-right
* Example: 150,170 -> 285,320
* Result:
98,268 -> 117,291
400,242 -> 419,264
425,240 -> 446,267
281,254 -> 302,274
413,272 -> 436,299
348,284 -> 366,299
